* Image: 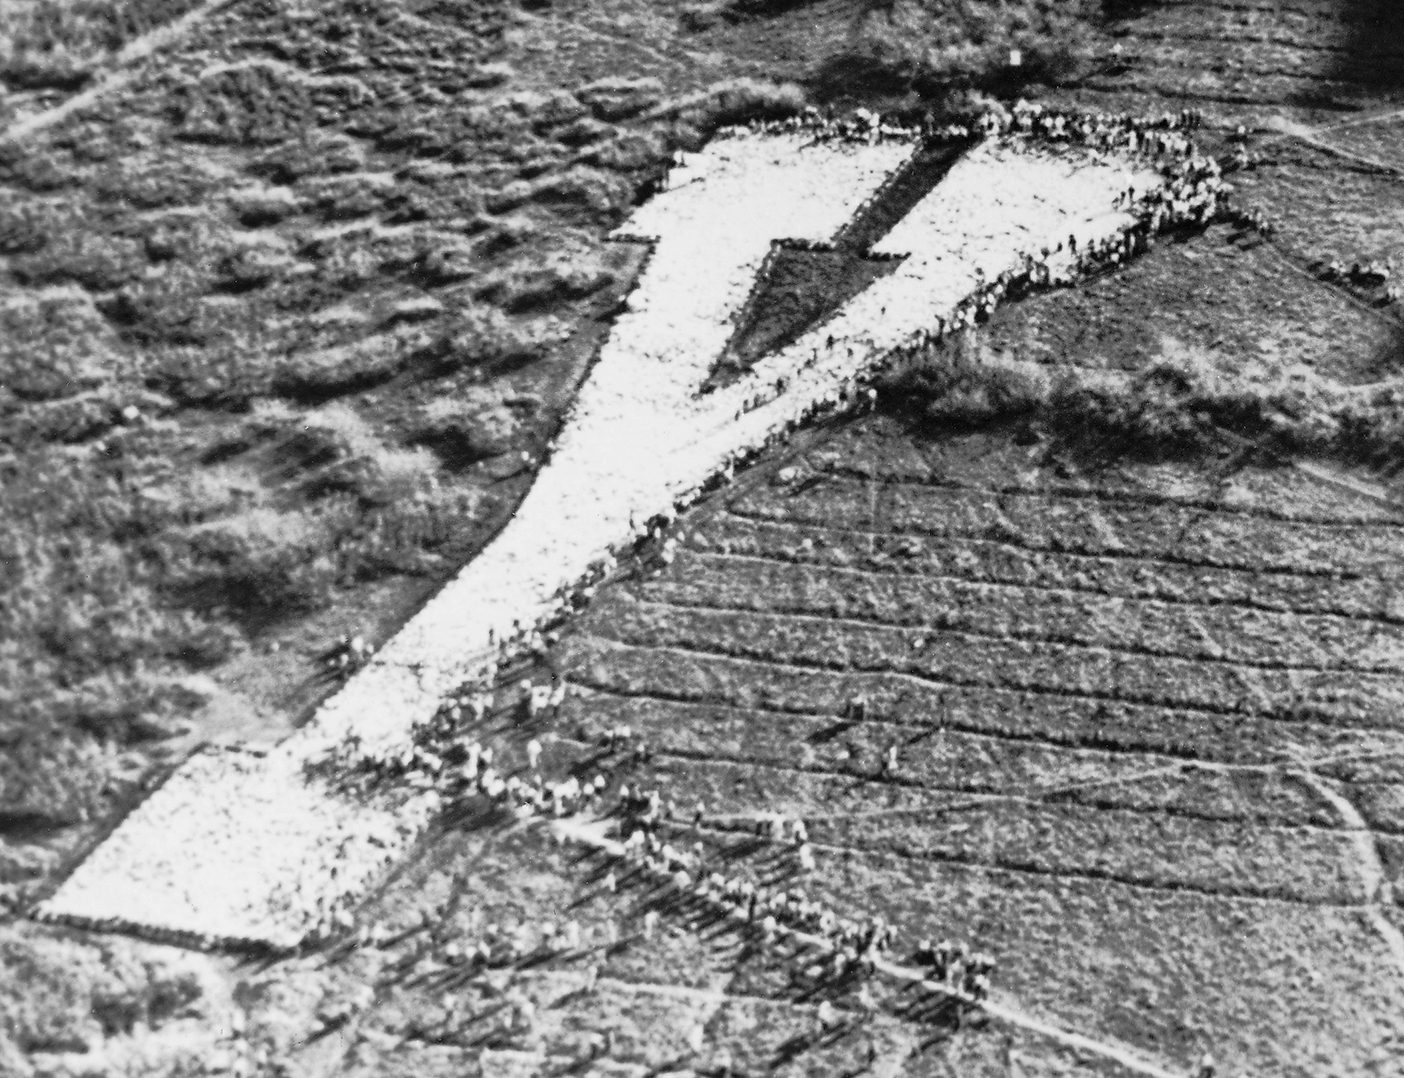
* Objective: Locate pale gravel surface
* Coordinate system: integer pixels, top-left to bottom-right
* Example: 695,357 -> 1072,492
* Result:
39,133 -> 1161,949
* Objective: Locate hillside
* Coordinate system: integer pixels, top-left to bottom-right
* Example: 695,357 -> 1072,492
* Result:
5,1 -> 1404,1076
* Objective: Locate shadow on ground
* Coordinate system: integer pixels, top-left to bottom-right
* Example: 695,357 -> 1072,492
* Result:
1337,0 -> 1404,88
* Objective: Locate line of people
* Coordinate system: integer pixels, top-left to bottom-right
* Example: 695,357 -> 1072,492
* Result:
347,692 -> 993,1016
723,105 -> 1230,431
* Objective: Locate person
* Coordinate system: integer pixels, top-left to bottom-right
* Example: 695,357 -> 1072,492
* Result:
526,738 -> 543,771
515,995 -> 537,1036
933,939 -> 954,979
643,910 -> 659,940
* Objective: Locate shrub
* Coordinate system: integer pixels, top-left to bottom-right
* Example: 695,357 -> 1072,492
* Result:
270,328 -> 426,403
808,0 -> 1105,102
898,357 -> 1046,428
0,203 -> 53,256
0,929 -> 208,1055
679,2 -> 724,31
164,522 -> 339,620
477,244 -> 618,313
0,293 -> 116,402
10,231 -> 145,292
408,393 -> 523,469
577,77 -> 665,122
0,732 -> 116,826
145,341 -> 271,408
583,129 -> 668,173
170,64 -> 313,145
409,305 -> 562,378
884,338 -> 1404,466
683,78 -> 809,130
98,269 -> 212,348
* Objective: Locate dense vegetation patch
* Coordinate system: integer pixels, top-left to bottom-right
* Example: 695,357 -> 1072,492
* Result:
0,0 -> 206,90
886,339 -> 1404,469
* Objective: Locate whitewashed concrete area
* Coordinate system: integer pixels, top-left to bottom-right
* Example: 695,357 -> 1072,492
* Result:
39,132 -> 1163,949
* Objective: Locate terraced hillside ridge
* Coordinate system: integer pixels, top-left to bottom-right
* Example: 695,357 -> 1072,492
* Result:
542,418 -> 1404,1077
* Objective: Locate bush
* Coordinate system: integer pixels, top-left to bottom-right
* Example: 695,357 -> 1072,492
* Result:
0,293 -> 116,402
168,525 -> 339,617
0,929 -> 207,1055
0,733 -> 116,827
170,64 -> 314,145
884,339 -> 1404,466
679,2 -> 724,30
477,243 -> 618,313
896,356 -> 1045,428
577,77 -> 665,122
408,391 -> 525,469
683,78 -> 809,130
0,203 -> 52,256
99,273 -> 205,345
808,0 -> 1104,102
0,0 -> 205,90
271,328 -> 426,403
409,305 -> 562,378
10,231 -> 145,292
582,129 -> 669,173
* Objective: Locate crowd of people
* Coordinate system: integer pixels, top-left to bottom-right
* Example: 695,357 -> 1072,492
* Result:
321,631 -> 373,678
303,99 -> 1274,1068
1322,255 -> 1395,287
714,100 -> 1233,432
343,667 -> 993,1019
914,938 -> 996,1002
736,98 -> 1207,151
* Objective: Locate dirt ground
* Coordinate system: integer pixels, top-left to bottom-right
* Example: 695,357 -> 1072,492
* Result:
9,0 -> 1404,1075
544,419 -> 1404,1076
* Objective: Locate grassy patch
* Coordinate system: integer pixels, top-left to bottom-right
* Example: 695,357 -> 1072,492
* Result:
0,927 -> 209,1061
808,0 -> 1107,103
0,0 -> 204,90
885,324 -> 1404,468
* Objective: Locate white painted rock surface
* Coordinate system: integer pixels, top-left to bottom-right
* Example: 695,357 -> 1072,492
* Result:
40,132 -> 1162,948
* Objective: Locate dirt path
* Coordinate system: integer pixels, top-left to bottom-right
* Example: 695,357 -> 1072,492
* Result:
1291,769 -> 1404,974
723,748 -> 1404,830
1288,130 -> 1404,177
